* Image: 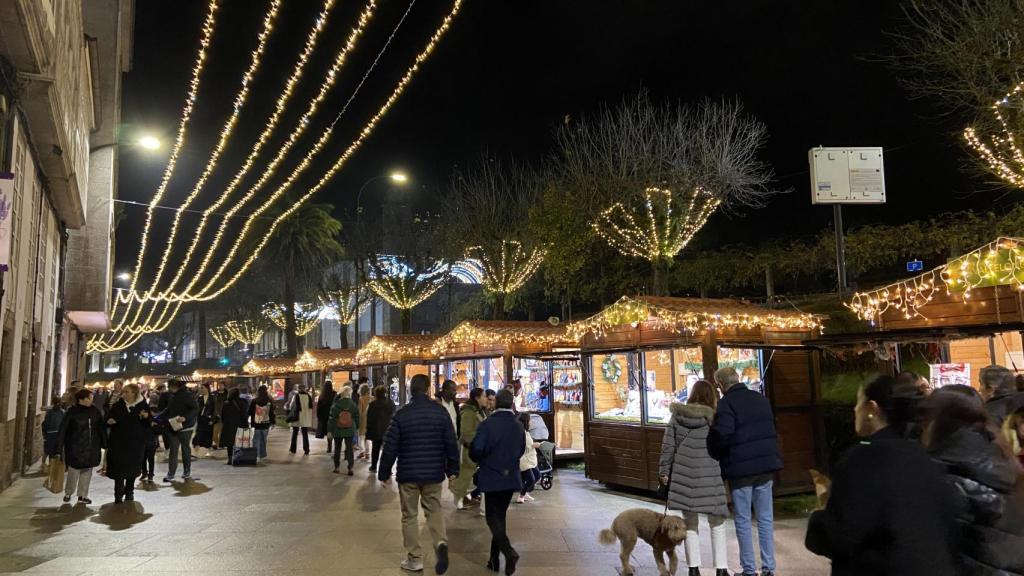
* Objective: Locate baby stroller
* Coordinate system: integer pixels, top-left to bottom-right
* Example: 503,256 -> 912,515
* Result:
536,441 -> 555,490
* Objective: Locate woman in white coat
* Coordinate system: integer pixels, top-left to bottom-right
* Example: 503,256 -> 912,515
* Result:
288,383 -> 315,455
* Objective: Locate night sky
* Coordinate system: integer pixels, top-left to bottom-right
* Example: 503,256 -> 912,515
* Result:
116,0 -> 1006,280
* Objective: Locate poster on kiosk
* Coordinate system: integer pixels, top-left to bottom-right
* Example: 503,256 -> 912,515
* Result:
929,363 -> 971,388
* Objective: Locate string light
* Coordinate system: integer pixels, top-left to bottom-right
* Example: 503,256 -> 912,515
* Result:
432,321 -> 575,356
467,240 -> 546,295
224,319 -> 268,345
92,0 -> 465,349
126,0 -> 219,296
189,0 -> 465,302
193,369 -> 237,380
209,325 -> 236,348
243,357 -> 301,376
159,0 -> 373,301
143,0 -> 286,295
262,302 -> 322,336
964,82 -> 1024,188
365,255 -> 450,310
592,187 -> 719,261
295,348 -> 358,372
567,295 -> 822,340
320,286 -> 371,325
356,334 -> 438,365
848,237 -> 1024,322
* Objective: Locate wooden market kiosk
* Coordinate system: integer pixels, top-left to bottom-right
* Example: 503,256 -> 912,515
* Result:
431,321 -> 586,455
294,348 -> 358,388
354,335 -> 440,405
242,357 -> 306,402
573,296 -> 824,494
820,237 -> 1024,388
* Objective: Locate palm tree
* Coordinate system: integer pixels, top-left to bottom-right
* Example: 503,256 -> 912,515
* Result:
261,199 -> 343,357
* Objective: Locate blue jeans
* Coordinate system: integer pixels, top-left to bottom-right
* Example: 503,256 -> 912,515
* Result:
731,478 -> 775,574
253,428 -> 269,459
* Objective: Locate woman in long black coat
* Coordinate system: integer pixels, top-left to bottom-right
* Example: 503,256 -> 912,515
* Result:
364,385 -> 395,473
316,380 -> 336,453
105,383 -> 152,503
192,383 -> 216,456
219,388 -> 249,465
56,388 -> 106,505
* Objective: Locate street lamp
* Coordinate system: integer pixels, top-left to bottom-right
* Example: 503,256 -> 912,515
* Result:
389,171 -> 408,184
116,272 -> 132,282
137,135 -> 161,150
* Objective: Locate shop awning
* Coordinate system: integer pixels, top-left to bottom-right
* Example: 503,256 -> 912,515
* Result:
242,357 -> 302,377
568,295 -> 823,339
356,335 -> 438,365
431,321 -> 576,356
192,369 -> 238,380
295,348 -> 358,372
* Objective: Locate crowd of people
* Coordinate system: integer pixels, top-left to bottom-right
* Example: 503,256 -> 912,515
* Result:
41,363 -> 1023,575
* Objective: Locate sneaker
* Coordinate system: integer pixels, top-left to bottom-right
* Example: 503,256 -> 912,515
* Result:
523,493 -> 535,502
456,499 -> 465,510
435,543 -> 449,574
183,475 -> 199,482
479,507 -> 486,517
162,477 -> 174,483
368,466 -> 377,473
400,558 -> 424,572
515,496 -> 525,504
78,497 -> 92,505
62,495 -> 71,503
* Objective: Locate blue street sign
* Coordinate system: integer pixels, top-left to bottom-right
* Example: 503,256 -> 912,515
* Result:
907,260 -> 923,272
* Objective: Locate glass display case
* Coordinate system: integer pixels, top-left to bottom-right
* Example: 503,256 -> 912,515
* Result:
591,352 -> 640,422
480,357 -> 506,392
513,357 -> 551,412
449,359 -> 475,399
718,347 -> 765,394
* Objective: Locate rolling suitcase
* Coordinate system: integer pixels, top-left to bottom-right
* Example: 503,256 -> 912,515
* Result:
233,429 -> 258,466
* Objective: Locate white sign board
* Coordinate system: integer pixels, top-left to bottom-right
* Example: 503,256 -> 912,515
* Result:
929,363 -> 971,388
809,147 -> 886,204
0,175 -> 12,271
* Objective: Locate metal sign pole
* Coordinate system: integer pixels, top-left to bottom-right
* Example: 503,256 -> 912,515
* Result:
833,204 -> 847,297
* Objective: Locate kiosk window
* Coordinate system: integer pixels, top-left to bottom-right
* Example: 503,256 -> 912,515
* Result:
717,347 -> 765,394
591,352 -> 640,422
514,357 -> 551,413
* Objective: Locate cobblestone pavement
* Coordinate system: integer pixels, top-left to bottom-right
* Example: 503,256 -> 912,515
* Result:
0,430 -> 830,576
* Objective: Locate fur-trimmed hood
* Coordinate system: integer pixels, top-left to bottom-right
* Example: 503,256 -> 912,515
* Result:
669,402 -> 714,428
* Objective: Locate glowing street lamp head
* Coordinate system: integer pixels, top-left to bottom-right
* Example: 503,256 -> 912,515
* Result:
116,272 -> 132,281
138,135 -> 161,150
389,171 -> 409,184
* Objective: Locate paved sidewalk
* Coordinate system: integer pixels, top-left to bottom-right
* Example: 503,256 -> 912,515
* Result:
0,430 -> 830,575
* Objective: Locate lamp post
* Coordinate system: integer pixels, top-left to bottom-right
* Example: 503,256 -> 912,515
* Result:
354,171 -> 408,348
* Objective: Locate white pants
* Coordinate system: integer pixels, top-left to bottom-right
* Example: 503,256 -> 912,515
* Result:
65,467 -> 93,498
683,512 -> 728,569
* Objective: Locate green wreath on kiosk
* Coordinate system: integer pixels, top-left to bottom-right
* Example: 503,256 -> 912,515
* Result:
602,355 -> 627,402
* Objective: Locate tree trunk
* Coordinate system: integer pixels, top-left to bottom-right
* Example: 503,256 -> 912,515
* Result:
651,258 -> 670,296
198,306 -> 207,362
284,253 -> 299,358
765,265 -> 775,307
401,308 -> 411,334
340,320 -> 349,349
492,292 -> 506,320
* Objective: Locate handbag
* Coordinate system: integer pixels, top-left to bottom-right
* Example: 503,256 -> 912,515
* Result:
44,457 -> 65,494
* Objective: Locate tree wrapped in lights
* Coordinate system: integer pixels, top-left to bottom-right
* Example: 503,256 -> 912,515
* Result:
552,92 -> 777,295
262,302 -> 321,337
366,254 -> 449,334
444,158 -> 546,318
223,306 -> 271,347
209,324 -> 236,348
965,81 -> 1024,188
319,271 -> 370,349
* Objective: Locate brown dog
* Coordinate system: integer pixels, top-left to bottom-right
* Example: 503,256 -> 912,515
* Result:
599,508 -> 687,576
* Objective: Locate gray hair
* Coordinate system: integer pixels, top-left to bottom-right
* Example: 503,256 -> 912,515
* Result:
339,386 -> 353,399
358,383 -> 370,396
979,365 -> 1016,396
713,367 -> 740,389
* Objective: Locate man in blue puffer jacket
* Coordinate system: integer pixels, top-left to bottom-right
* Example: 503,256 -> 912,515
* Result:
379,374 -> 459,575
708,367 -> 783,576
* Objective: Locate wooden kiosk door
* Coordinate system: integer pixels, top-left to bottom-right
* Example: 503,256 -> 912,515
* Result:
765,349 -> 822,494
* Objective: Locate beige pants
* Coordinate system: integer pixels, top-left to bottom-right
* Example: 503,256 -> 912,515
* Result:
399,482 -> 447,562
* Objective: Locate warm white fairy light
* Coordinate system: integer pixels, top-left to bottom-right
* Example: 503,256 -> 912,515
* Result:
262,302 -> 322,336
320,286 -> 371,325
92,0 -> 465,350
592,187 -> 720,261
224,319 -> 267,346
567,296 -> 821,340
125,0 -> 219,296
367,276 -> 447,311
430,321 -> 574,356
156,0 -> 368,301
209,324 -> 236,348
142,0 -> 285,295
964,82 -> 1024,188
848,237 -> 1024,322
187,0 -> 465,302
467,240 -> 546,295
87,301 -> 182,353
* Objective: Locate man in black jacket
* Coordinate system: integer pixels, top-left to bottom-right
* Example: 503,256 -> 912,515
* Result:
162,380 -> 199,483
709,367 -> 783,576
979,364 -> 1024,426
379,374 -> 459,575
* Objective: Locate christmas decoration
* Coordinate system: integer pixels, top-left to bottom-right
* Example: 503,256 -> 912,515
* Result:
467,240 -> 546,295
593,186 -> 720,261
262,302 -> 322,336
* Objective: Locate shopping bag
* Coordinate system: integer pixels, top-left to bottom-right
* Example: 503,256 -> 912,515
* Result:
235,428 -> 253,448
232,446 -> 258,466
44,458 -> 65,494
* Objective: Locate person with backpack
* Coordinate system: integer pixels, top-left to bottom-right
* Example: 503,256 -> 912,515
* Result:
329,385 -> 359,475
248,385 -> 276,463
41,395 -> 65,472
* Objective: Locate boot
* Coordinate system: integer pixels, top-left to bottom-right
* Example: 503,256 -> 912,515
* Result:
689,568 -> 701,576
486,542 -> 500,572
716,571 -> 729,576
